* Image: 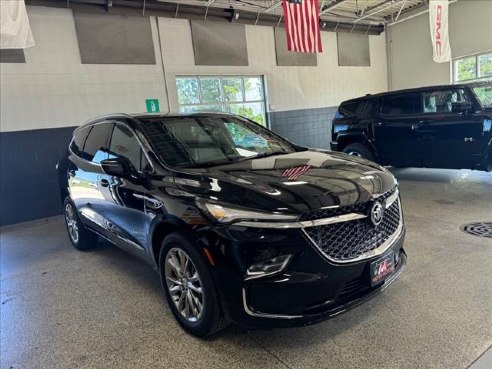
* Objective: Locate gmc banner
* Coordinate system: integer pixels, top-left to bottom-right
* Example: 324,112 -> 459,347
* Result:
429,0 -> 451,63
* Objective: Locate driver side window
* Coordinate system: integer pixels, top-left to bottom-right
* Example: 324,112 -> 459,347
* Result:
422,89 -> 470,114
108,123 -> 150,171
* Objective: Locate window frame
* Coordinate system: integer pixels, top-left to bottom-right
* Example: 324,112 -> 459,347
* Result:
175,75 -> 268,127
453,51 -> 492,84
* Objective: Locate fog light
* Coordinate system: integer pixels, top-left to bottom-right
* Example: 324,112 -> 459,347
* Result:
245,254 -> 293,281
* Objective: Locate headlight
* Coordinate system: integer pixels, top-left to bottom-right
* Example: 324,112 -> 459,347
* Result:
197,202 -> 298,223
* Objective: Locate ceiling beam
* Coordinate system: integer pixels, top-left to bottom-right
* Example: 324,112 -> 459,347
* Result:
264,1 -> 282,12
353,0 -> 405,24
320,0 -> 349,15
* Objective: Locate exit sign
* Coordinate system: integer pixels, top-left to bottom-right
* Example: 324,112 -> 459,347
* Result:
145,99 -> 160,113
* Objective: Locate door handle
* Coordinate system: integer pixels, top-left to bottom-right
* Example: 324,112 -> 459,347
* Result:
99,179 -> 110,187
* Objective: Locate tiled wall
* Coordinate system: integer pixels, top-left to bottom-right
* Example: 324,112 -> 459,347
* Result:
269,107 -> 337,150
0,127 -> 75,226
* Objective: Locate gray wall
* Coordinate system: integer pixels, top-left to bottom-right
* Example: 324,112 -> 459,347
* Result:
269,107 -> 337,150
0,127 -> 75,226
388,0 -> 492,90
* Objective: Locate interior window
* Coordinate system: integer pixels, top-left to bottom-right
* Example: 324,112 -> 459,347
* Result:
81,124 -> 112,163
108,123 -> 145,171
422,89 -> 470,113
381,94 -> 419,115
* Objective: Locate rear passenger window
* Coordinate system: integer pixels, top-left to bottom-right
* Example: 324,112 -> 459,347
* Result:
70,127 -> 90,156
81,124 -> 112,163
381,94 -> 419,115
339,100 -> 366,117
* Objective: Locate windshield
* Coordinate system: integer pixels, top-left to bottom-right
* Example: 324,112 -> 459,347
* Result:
472,84 -> 492,107
139,116 -> 297,168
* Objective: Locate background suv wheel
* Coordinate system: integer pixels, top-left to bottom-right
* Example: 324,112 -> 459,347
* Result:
63,197 -> 98,250
343,143 -> 375,162
159,231 -> 226,337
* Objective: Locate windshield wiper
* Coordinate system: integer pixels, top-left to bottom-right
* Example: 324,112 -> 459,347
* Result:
235,151 -> 290,162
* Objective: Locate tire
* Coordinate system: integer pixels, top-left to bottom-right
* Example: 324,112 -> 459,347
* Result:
63,197 -> 98,250
159,232 -> 226,338
343,143 -> 375,162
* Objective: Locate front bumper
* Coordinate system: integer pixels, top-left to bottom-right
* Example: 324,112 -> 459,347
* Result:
209,224 -> 406,329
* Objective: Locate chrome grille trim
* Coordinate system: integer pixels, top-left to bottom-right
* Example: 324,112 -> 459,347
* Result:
234,213 -> 367,229
302,198 -> 403,264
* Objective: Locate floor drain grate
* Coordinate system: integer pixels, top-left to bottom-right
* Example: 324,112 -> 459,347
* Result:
460,222 -> 492,238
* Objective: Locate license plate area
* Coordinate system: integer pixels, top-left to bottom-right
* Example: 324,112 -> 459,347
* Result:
369,252 -> 395,287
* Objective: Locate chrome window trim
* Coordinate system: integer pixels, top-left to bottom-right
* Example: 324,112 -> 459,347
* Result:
302,198 -> 404,264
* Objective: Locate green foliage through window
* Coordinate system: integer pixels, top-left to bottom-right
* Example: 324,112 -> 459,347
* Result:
454,52 -> 492,83
176,76 -> 267,126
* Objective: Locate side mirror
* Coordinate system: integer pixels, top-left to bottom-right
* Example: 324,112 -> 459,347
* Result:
100,157 -> 137,179
452,101 -> 472,114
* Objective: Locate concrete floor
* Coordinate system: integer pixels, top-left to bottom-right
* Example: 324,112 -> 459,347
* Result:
1,168 -> 491,369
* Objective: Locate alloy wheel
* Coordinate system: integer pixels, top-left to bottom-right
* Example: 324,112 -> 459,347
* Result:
164,248 -> 204,322
65,203 -> 79,243
347,151 -> 362,157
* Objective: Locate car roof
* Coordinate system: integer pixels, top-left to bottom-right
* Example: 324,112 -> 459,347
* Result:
341,81 -> 491,104
75,111 -> 237,131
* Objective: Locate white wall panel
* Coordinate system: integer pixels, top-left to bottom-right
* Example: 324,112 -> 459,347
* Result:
1,7 -> 388,132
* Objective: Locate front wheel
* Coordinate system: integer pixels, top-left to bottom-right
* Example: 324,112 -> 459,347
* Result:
159,232 -> 226,337
63,197 -> 98,250
343,142 -> 375,162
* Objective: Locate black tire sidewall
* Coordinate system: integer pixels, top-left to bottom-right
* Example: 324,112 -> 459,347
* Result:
159,232 -> 221,337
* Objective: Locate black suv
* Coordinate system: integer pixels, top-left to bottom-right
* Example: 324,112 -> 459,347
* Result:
331,82 -> 492,171
57,112 -> 406,337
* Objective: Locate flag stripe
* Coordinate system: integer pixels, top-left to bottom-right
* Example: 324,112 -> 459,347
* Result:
282,0 -> 322,53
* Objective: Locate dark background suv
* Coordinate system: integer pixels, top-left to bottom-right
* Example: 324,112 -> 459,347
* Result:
57,112 -> 406,337
331,82 -> 492,171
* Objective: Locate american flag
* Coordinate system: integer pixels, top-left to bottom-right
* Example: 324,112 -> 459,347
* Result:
282,165 -> 312,180
282,0 -> 323,53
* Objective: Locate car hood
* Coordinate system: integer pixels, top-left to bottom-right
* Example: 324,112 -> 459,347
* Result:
169,150 -> 397,214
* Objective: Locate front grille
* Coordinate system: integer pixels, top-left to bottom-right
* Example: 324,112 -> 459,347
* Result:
303,198 -> 401,262
300,188 -> 396,222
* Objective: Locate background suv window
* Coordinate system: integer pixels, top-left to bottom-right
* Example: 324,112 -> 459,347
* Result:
381,93 -> 419,115
422,89 -> 470,113
81,124 -> 112,163
108,123 -> 149,171
339,100 -> 367,117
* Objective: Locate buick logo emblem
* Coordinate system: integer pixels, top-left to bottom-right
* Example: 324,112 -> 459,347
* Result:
370,202 -> 384,227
